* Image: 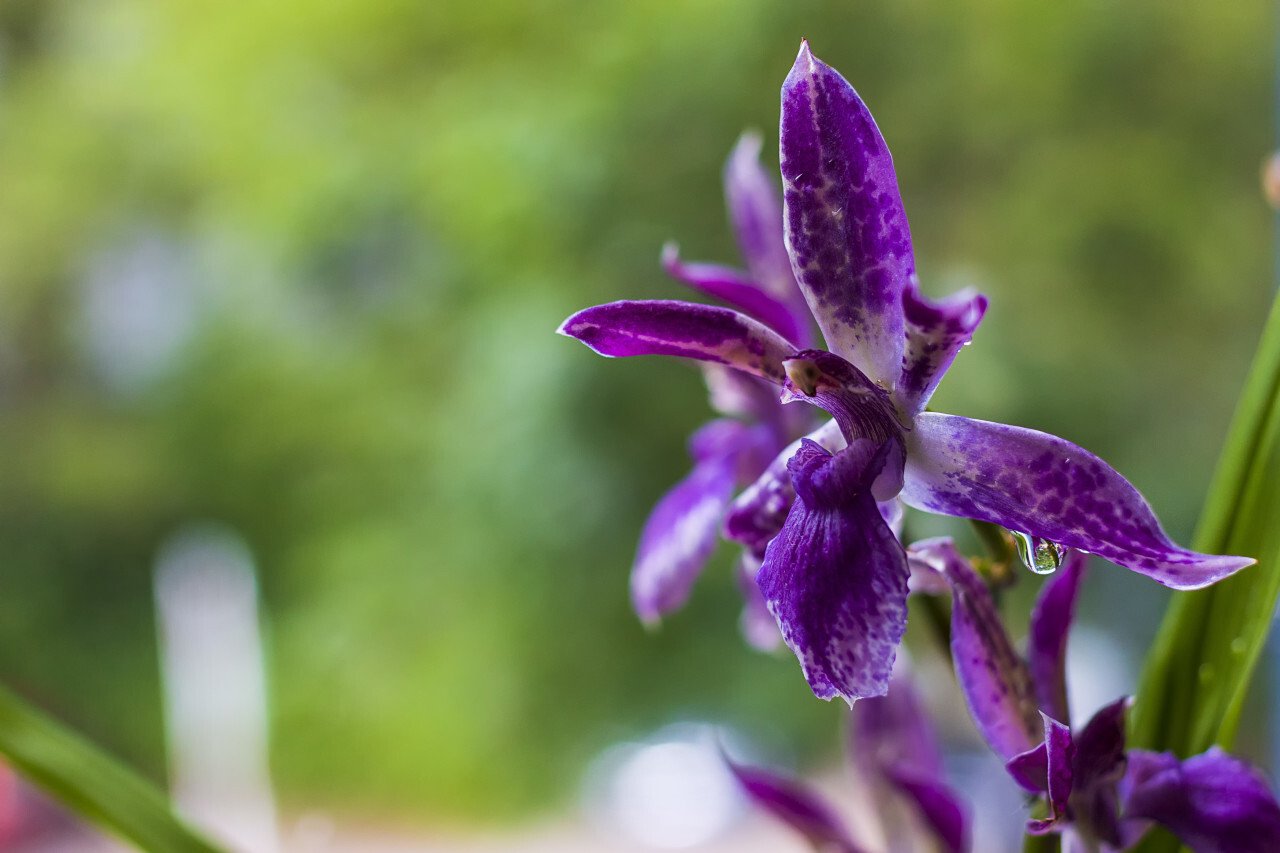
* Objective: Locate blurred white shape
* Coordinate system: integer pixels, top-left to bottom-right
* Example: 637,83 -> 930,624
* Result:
79,230 -> 200,392
154,523 -> 279,853
582,724 -> 744,849
1065,624 -> 1135,727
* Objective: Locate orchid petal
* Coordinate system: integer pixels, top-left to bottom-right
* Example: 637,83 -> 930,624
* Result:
882,764 -> 971,853
1071,698 -> 1129,849
736,552 -> 783,652
1124,747 -> 1280,853
723,419 -> 844,552
1043,714 -> 1076,826
558,299 -> 795,384
727,759 -> 867,853
896,281 -> 988,417
906,537 -> 968,596
631,422 -> 761,623
1007,742 -> 1050,795
661,244 -> 807,346
850,672 -> 944,780
1028,550 -> 1088,726
901,413 -> 1255,589
758,438 -> 909,704
724,133 -> 809,315
939,546 -> 1041,760
780,41 -> 913,388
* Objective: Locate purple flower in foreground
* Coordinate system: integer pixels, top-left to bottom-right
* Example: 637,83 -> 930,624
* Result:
627,134 -> 817,640
728,667 -> 969,853
925,545 -> 1280,852
559,41 -> 1252,704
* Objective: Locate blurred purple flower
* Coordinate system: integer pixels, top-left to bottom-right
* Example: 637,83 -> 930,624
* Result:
559,41 -> 1251,705
929,546 -> 1280,852
727,667 -> 969,853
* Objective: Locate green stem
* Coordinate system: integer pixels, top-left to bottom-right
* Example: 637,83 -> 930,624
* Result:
0,683 -> 226,853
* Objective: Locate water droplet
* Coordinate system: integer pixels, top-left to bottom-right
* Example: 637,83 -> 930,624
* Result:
1231,637 -> 1248,655
1199,663 -> 1216,684
1013,532 -> 1065,575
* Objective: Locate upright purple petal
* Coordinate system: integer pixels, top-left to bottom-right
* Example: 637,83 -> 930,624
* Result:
558,299 -> 796,384
1043,715 -> 1076,826
901,413 -> 1255,589
1028,550 -> 1088,726
940,548 -> 1041,761
895,281 -> 988,417
724,133 -> 807,311
1124,748 -> 1280,853
661,244 -> 807,346
723,419 -> 845,551
780,41 -> 913,387
727,760 -> 867,853
757,438 -> 909,704
630,421 -> 763,623
881,765 -> 972,853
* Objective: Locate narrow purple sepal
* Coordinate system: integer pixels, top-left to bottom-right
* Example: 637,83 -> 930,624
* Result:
1028,550 -> 1088,726
881,764 -> 972,853
896,281 -> 987,417
758,438 -> 909,704
780,41 -> 913,388
901,413 -> 1255,589
557,299 -> 796,384
661,244 -> 807,346
905,537 -> 968,596
736,552 -> 783,652
1123,747 -> 1280,853
727,759 -> 867,853
724,133 -> 810,321
631,438 -> 742,623
940,546 -> 1041,761
1071,698 -> 1129,849
723,420 -> 844,551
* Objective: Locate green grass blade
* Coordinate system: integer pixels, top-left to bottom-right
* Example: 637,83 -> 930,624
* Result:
1127,292 -> 1280,852
0,683 -> 226,853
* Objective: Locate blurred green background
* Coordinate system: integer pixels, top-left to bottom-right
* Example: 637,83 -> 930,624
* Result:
0,0 -> 1275,826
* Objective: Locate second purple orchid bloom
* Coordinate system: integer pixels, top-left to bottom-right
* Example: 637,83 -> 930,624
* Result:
559,41 -> 1253,705
918,543 -> 1280,853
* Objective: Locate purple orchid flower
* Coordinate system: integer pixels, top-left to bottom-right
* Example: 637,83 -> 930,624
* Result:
728,666 -> 970,853
559,41 -> 1252,705
925,543 -> 1280,852
625,134 -> 817,639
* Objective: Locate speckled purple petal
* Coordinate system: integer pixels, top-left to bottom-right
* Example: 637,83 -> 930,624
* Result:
631,424 -> 754,623
723,419 -> 845,551
661,244 -> 807,346
882,765 -> 971,853
757,438 -> 909,704
724,133 -> 811,323
895,281 -> 987,417
780,41 -> 913,387
736,551 -> 783,652
940,548 -> 1040,761
558,299 -> 795,384
1124,747 -> 1280,853
727,759 -> 866,853
901,413 -> 1255,589
1028,550 -> 1088,726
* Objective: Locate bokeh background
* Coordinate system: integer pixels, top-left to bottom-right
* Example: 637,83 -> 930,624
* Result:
0,0 -> 1276,846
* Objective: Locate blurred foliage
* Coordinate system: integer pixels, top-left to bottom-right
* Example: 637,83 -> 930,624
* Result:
0,0 -> 1273,822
